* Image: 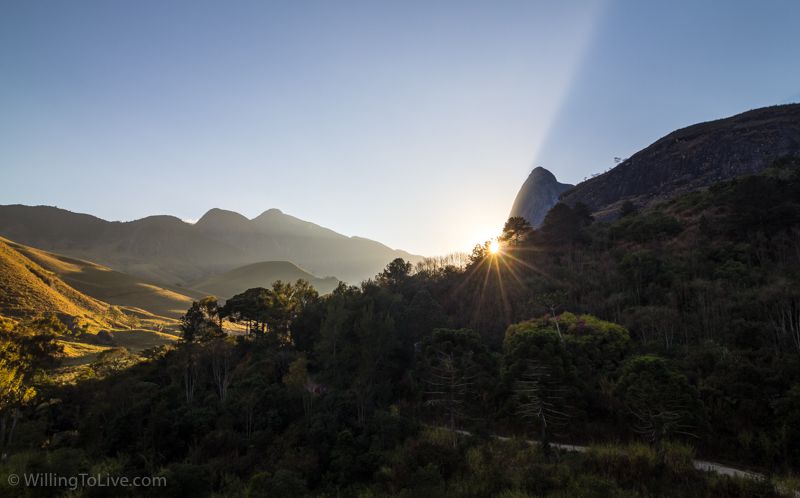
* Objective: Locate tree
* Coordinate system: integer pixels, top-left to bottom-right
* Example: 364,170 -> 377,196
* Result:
266,280 -> 319,341
424,350 -> 473,446
377,258 -> 413,289
539,203 -> 593,245
351,303 -> 401,427
500,216 -> 533,245
418,328 -> 497,421
180,298 -> 224,342
12,318 -> 64,373
0,318 -> 64,456
504,323 -> 574,452
536,291 -> 568,341
619,200 -> 637,218
221,288 -> 270,335
514,361 -> 569,457
0,338 -> 35,455
221,281 -> 319,340
615,356 -> 702,445
775,384 -> 800,465
209,338 -> 234,402
283,355 -> 314,420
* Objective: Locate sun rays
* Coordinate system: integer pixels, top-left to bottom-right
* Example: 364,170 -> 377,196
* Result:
450,236 -> 570,329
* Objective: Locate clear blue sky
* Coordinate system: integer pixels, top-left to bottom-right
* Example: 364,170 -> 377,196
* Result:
2,1 -> 798,256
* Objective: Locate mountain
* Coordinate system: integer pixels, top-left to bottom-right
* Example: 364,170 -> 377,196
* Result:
192,207 -> 419,284
0,206 -> 421,286
193,261 -> 340,299
509,167 -> 573,227
0,236 -> 111,328
559,103 -> 800,219
5,239 -> 202,319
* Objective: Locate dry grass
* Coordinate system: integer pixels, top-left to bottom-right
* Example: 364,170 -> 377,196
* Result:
0,237 -> 112,329
58,340 -> 111,365
8,239 -> 199,318
109,328 -> 177,352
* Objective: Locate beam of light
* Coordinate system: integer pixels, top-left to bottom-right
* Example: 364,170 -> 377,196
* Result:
469,1 -> 609,255
492,252 -> 513,323
523,0 -> 609,168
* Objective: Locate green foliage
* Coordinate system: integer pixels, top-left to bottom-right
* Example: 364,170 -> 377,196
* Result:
500,217 -> 533,245
247,469 -> 307,498
377,258 -> 413,289
221,280 -> 319,340
610,211 -> 682,242
538,202 -> 593,245
615,356 -> 704,444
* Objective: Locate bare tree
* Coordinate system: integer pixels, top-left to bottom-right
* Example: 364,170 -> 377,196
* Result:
239,389 -> 259,440
424,350 -> 474,447
538,291 -> 567,341
514,362 -> 569,458
626,387 -> 698,444
767,295 -> 800,353
182,351 -> 198,405
210,340 -> 233,402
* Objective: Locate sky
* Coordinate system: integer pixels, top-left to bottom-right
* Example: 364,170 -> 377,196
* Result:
1,1 -> 799,256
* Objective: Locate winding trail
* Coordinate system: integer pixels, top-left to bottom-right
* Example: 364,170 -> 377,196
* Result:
444,427 -> 800,496
449,429 -> 770,481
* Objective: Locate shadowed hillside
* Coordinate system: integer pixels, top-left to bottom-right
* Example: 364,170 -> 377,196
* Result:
192,260 -> 340,299
559,104 -> 800,219
0,206 -> 421,285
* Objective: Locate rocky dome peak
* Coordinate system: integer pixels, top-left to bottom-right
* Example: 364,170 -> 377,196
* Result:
509,167 -> 573,227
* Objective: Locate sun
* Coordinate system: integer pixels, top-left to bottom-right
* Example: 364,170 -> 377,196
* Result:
488,240 -> 500,255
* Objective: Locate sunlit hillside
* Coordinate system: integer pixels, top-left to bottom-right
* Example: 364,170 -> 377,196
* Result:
7,239 -> 202,318
0,236 -> 112,329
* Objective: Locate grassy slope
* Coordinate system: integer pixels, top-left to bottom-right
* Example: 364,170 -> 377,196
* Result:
7,239 -> 202,319
0,237 -> 180,373
0,237 -> 112,328
192,260 -> 340,299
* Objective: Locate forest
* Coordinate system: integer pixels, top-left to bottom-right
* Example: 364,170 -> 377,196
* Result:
1,159 -> 799,497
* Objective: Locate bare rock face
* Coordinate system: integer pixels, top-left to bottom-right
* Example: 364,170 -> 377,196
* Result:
560,104 -> 800,219
509,167 -> 573,227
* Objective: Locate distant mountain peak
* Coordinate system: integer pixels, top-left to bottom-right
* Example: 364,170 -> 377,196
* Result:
253,208 -> 284,220
509,167 -> 573,227
0,203 -> 421,285
194,208 -> 251,231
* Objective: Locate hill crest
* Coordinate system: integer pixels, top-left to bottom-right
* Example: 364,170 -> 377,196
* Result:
559,103 -> 800,219
193,260 -> 340,299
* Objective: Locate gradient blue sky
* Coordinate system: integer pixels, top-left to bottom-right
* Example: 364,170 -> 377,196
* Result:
2,1 -> 799,256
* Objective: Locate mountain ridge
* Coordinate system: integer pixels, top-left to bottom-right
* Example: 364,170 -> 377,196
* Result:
559,103 -> 800,219
0,204 -> 421,285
